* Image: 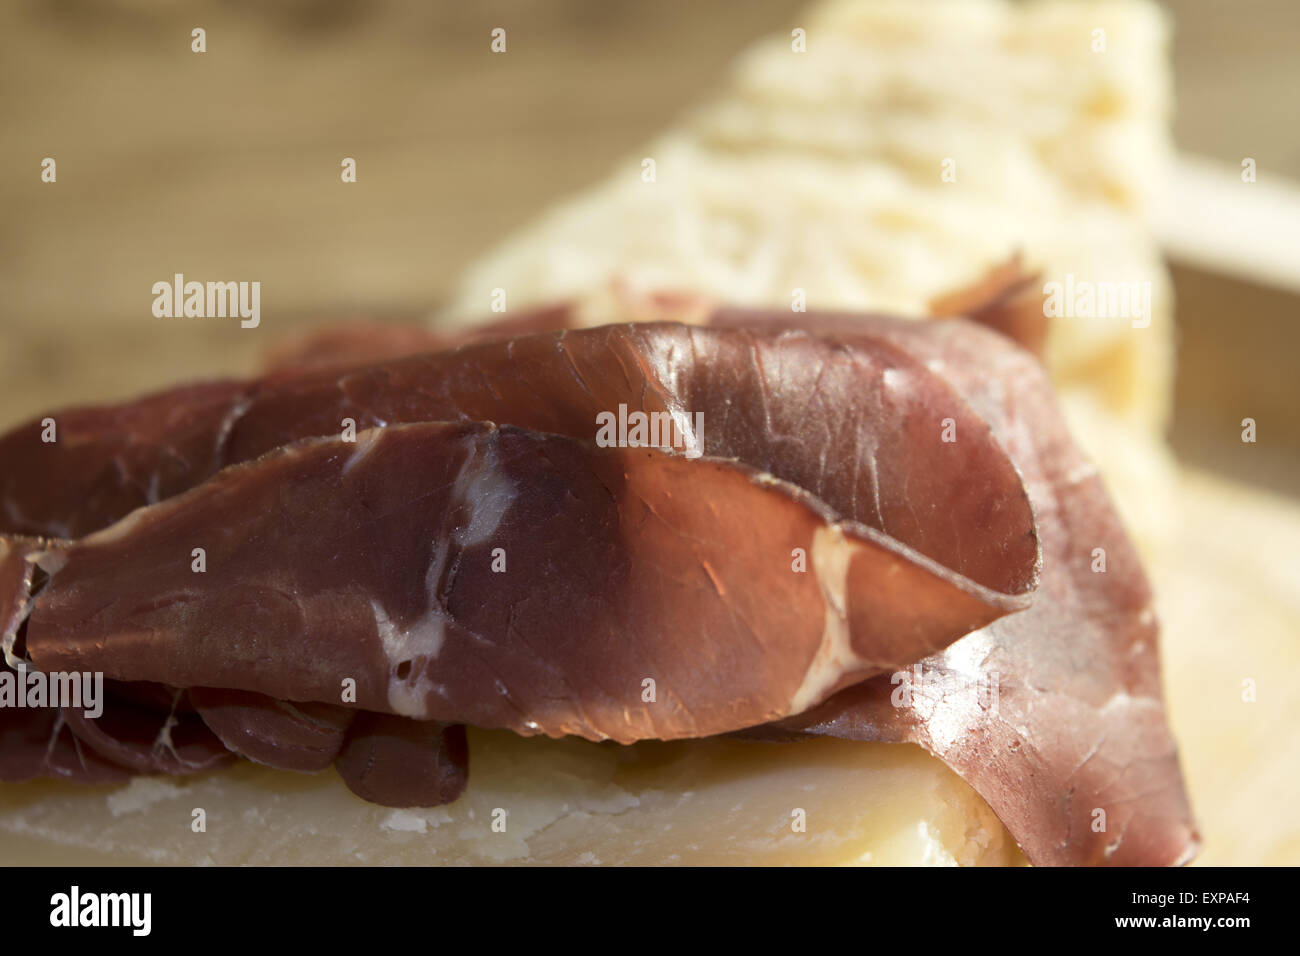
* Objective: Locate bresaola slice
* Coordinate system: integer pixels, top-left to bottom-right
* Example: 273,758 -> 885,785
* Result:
2,322 -> 1044,655
191,687 -> 465,806
189,688 -> 353,773
0,381 -> 250,540
0,536 -> 42,666
0,670 -> 131,785
929,256 -> 1049,359
726,314 -> 1200,866
56,681 -> 233,776
20,416 -> 1034,741
0,303 -> 579,542
333,713 -> 468,809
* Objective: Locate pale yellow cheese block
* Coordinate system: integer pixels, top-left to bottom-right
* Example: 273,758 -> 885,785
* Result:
0,736 -> 1020,866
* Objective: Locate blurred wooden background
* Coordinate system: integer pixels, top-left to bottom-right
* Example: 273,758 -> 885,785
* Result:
1,0 -> 1296,492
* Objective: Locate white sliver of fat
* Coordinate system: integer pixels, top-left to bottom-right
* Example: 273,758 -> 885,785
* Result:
373,433 -> 518,717
787,525 -> 871,714
450,433 -> 518,549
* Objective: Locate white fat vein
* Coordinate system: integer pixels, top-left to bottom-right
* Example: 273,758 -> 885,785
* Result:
788,525 -> 869,714
373,433 -> 517,716
451,432 -> 517,548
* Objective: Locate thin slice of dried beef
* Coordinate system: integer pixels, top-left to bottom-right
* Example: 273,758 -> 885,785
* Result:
729,313 -> 1200,866
20,415 -> 1035,742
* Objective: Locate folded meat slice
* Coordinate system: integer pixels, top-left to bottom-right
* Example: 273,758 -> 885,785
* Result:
19,413 -> 1035,742
187,688 -> 462,808
3,318 -> 1039,810
716,311 -> 1199,866
0,662 -> 133,785
928,257 -> 1050,360
0,536 -> 41,667
55,681 -> 233,776
188,688 -> 353,773
333,713 -> 468,808
0,304 -> 582,543
0,381 -> 250,541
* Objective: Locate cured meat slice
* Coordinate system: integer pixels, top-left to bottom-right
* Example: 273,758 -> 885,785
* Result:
928,257 -> 1049,359
57,681 -> 233,776
189,687 -> 353,773
0,675 -> 131,785
20,413 -> 1035,742
333,713 -> 468,808
740,315 -> 1200,866
0,304 -> 581,541
0,381 -> 249,540
0,535 -> 43,667
2,317 -> 1040,812
192,683 -> 459,807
